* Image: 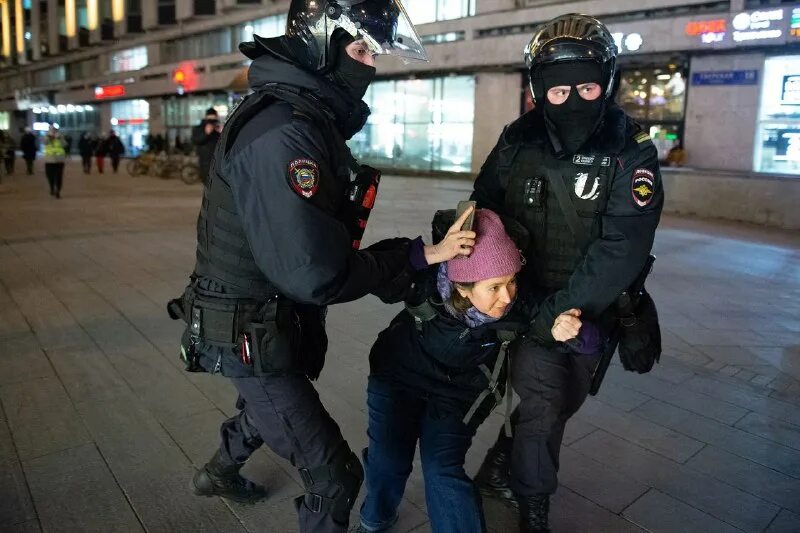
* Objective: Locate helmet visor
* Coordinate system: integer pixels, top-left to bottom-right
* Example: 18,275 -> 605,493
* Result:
343,0 -> 428,61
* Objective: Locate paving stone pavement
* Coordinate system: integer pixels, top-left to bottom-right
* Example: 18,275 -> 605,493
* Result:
0,162 -> 798,533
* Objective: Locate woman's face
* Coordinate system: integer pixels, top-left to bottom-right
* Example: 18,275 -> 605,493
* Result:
457,274 -> 518,318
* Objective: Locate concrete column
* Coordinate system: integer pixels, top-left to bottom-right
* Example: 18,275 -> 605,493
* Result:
1,0 -> 10,60
30,0 -> 41,60
470,71 -> 522,173
86,0 -> 100,44
47,0 -> 58,55
65,0 -> 77,49
147,97 -> 164,134
176,0 -> 193,22
112,0 -> 126,39
98,101 -> 111,132
146,42 -> 160,66
14,0 -> 25,63
142,0 -> 158,30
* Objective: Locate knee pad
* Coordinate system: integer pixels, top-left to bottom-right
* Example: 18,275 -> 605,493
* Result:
296,443 -> 364,524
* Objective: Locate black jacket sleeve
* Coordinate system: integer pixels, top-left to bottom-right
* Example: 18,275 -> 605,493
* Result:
470,132 -> 507,212
530,142 -> 664,342
225,114 -> 411,306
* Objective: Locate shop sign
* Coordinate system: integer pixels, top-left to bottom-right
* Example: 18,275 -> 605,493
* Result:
781,75 -> 800,104
685,18 -> 727,44
94,84 -> 126,99
790,8 -> 800,38
611,32 -> 643,53
691,70 -> 758,86
731,9 -> 784,42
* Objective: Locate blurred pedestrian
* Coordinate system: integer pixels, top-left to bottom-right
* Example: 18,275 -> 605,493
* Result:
78,132 -> 96,174
43,126 -> 66,198
191,107 -> 221,184
21,127 -> 37,175
2,131 -> 15,175
105,131 -> 125,173
95,133 -> 108,173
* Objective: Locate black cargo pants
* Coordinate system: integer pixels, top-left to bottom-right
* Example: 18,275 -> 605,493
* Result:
508,340 -> 597,496
200,347 -> 351,533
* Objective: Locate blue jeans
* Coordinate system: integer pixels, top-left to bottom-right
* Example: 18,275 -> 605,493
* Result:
359,377 -> 486,533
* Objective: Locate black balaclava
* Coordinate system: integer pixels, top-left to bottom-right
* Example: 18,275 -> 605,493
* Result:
327,29 -> 377,101
539,61 -> 606,154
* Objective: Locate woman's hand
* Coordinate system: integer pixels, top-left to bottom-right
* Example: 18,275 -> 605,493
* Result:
552,308 -> 582,342
423,206 -> 477,265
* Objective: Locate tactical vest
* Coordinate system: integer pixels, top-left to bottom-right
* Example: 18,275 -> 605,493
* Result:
193,85 -> 353,299
500,143 -> 615,291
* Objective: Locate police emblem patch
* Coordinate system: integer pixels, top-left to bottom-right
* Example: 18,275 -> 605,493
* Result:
288,159 -> 320,199
631,168 -> 655,207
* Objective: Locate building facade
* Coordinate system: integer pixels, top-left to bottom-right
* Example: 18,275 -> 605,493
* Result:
0,0 -> 798,175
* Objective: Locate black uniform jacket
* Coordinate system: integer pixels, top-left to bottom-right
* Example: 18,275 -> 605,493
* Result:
472,106 -> 664,342
217,44 -> 412,306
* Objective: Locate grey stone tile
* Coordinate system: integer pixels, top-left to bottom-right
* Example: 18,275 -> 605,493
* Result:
0,283 -> 31,340
3,520 -> 42,533
23,443 -> 143,533
623,489 -> 741,533
558,447 -> 650,513
767,509 -> 800,533
735,369 -> 756,382
734,412 -> 800,450
561,416 -> 597,446
579,398 -> 705,463
672,328 -> 769,347
74,396 -> 247,532
683,374 -> 800,427
0,376 -> 91,461
606,371 -> 749,425
634,398 -> 800,477
43,345 -> 130,404
571,430 -> 780,531
695,345 -> 764,366
549,486 -> 645,532
0,408 -> 36,527
0,333 -> 55,387
593,382 -> 651,412
686,446 -> 800,514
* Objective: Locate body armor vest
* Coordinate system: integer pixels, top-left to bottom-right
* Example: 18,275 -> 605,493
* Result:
193,85 -> 349,299
501,143 -> 615,291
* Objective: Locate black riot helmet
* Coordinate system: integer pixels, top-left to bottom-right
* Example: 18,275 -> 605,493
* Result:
524,14 -> 618,105
284,0 -> 428,72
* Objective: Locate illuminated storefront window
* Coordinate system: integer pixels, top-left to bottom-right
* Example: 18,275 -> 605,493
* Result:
110,99 -> 150,156
351,76 -> 475,173
404,0 -> 475,25
110,46 -> 148,73
755,55 -> 800,175
239,14 -> 287,41
617,67 -> 687,158
163,93 -> 229,147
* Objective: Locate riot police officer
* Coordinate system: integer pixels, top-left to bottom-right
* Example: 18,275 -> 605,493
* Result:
170,2 -> 477,532
469,14 -> 664,532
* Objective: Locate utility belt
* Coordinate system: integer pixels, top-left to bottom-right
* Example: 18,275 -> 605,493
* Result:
167,285 -> 328,380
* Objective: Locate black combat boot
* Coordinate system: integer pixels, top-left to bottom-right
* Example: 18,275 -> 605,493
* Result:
474,433 -> 517,507
192,450 -> 268,504
518,494 -> 550,533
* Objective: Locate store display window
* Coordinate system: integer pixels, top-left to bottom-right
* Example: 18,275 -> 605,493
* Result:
754,55 -> 800,175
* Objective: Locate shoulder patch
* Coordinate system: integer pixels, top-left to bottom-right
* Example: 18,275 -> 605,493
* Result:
633,132 -> 651,144
631,168 -> 655,207
287,158 -> 320,199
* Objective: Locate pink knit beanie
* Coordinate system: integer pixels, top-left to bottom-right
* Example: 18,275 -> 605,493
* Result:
447,209 -> 522,283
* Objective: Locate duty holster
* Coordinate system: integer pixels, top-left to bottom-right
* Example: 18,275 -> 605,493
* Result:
167,287 -> 328,380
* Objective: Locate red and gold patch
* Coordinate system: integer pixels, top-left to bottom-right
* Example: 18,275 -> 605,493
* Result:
631,168 -> 655,208
287,159 -> 320,199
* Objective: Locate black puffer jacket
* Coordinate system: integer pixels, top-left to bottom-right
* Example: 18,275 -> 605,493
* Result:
369,268 -> 527,425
